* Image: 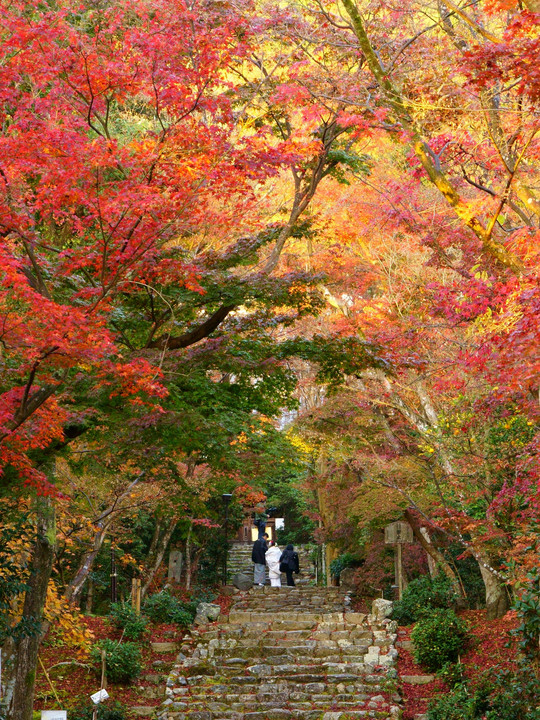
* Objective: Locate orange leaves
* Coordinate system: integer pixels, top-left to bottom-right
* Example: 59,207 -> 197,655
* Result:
234,483 -> 267,509
229,431 -> 249,446
483,0 -> 522,12
103,359 -> 168,402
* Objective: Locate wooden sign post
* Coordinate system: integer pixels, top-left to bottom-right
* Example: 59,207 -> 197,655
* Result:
384,520 -> 414,600
131,578 -> 141,614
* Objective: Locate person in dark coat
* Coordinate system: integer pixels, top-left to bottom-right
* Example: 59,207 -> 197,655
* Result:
279,543 -> 300,587
252,533 -> 269,585
254,512 -> 269,539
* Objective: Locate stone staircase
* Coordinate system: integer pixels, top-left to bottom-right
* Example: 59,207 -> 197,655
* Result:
157,587 -> 401,720
226,543 -> 316,585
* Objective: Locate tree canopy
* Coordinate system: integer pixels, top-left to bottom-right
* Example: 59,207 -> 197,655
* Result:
1,0 -> 540,717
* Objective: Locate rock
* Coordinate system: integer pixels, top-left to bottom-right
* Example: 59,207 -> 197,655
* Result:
131,707 -> 158,717
247,663 -> 273,676
194,601 -> 221,624
378,653 -> 395,667
371,598 -> 393,622
220,584 -> 237,595
345,612 -> 365,624
233,572 -> 253,590
401,674 -> 435,684
151,641 -> 177,652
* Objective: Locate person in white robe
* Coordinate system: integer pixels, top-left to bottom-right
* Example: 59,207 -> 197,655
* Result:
265,541 -> 282,587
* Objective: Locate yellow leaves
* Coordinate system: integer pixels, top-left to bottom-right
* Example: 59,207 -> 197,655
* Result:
360,300 -> 387,322
118,459 -> 142,475
285,430 -> 312,456
472,268 -> 491,284
119,552 -> 137,567
44,583 -> 94,660
288,282 -> 317,311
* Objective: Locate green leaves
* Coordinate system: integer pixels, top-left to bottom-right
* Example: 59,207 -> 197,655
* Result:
279,335 -> 387,390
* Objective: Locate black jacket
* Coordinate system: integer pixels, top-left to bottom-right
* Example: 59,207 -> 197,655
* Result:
251,538 -> 268,564
279,547 -> 300,573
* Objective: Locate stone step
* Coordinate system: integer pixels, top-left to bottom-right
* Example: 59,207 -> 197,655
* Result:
170,704 -> 386,717
204,637 -> 371,649
157,597 -> 400,720
151,641 -> 179,652
401,674 -> 435,684
160,710 -> 397,720
131,707 -> 159,717
183,684 -> 373,698
227,611 -> 351,624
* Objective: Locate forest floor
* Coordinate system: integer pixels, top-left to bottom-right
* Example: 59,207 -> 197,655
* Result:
34,593 -> 234,718
399,609 -> 519,719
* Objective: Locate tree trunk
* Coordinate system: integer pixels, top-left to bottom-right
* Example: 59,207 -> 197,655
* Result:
84,578 -> 94,614
403,508 -> 466,602
141,517 -> 177,598
63,522 -> 109,604
479,563 -> 510,619
420,528 -> 437,577
8,497 -> 55,720
63,473 -> 144,604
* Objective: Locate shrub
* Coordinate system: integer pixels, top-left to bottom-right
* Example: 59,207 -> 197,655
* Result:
330,552 -> 359,580
485,664 -> 540,720
90,638 -> 142,683
109,602 -> 147,640
143,591 -> 195,626
512,568 -> 540,662
428,665 -> 540,720
69,702 -> 128,720
393,573 -> 457,625
191,587 -> 217,604
436,661 -> 466,687
427,682 -> 489,720
411,608 -> 468,671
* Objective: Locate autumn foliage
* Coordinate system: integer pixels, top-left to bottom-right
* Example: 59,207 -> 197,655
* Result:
1,0 -> 540,717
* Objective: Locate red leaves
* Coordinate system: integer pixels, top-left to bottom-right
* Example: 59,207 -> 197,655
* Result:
464,11 -> 540,101
0,0 -> 285,493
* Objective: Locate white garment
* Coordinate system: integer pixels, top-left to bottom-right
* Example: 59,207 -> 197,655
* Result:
265,545 -> 282,587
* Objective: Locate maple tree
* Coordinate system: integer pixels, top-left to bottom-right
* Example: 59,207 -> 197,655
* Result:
1,0 -> 540,716
0,0 -> 383,716
251,0 -> 540,615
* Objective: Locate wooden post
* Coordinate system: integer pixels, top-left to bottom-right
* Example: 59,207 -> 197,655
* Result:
396,543 -> 404,599
385,520 -> 414,601
100,649 -> 107,690
131,578 -> 141,614
110,546 -> 117,604
92,649 -> 107,720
